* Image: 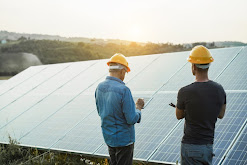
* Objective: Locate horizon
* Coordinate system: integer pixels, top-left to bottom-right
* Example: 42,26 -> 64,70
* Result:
1,0 -> 247,44
1,30 -> 247,45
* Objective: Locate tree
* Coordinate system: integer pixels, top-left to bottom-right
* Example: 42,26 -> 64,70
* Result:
18,36 -> 27,41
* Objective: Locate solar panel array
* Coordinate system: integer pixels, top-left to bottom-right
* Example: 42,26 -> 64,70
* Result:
148,92 -> 247,165
222,121 -> 247,165
0,46 -> 246,165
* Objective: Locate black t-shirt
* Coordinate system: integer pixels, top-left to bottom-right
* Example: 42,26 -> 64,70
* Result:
177,80 -> 226,145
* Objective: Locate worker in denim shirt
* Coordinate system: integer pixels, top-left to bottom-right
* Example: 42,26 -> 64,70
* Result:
95,53 -> 144,165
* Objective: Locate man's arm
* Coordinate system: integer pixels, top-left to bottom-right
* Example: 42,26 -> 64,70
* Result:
218,104 -> 226,119
122,88 -> 142,124
176,107 -> 185,120
176,88 -> 185,120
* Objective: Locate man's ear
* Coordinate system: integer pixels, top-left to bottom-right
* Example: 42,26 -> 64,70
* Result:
192,64 -> 196,76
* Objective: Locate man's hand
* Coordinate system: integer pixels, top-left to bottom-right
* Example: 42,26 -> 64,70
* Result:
136,98 -> 144,111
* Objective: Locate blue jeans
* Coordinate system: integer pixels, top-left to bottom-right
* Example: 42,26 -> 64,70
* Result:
181,143 -> 214,165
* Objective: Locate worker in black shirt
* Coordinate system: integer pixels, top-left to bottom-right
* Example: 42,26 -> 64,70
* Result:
176,45 -> 226,165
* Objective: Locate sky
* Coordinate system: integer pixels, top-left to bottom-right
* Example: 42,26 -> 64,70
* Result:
0,0 -> 247,44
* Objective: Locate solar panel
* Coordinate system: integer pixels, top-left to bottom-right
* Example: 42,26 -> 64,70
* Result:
51,93 -> 153,155
0,65 -> 46,96
84,55 -> 158,93
161,47 -> 242,91
95,93 -> 179,161
0,63 -> 70,111
18,56 -> 156,149
148,92 -> 247,164
217,47 -> 247,90
0,60 -> 104,142
127,51 -> 189,93
222,122 -> 247,165
0,46 -> 246,165
51,111 -> 103,154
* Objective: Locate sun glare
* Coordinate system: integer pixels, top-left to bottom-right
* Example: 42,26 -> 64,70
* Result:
129,25 -> 142,41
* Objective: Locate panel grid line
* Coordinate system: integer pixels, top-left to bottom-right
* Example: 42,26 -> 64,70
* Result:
146,119 -> 183,161
46,73 -> 109,149
214,46 -> 244,80
18,61 -> 98,141
0,67 -> 47,97
0,64 -> 72,130
0,65 -> 70,113
218,118 -> 247,165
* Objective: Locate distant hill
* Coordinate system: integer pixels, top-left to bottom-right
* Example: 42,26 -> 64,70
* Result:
0,31 -> 139,46
1,31 -> 246,47
214,41 -> 247,47
0,30 -> 246,76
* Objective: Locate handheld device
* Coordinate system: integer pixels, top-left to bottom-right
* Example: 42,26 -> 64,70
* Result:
169,103 -> 176,108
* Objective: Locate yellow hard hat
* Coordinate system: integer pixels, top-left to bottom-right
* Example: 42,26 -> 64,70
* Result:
107,53 -> 131,72
187,45 -> 214,64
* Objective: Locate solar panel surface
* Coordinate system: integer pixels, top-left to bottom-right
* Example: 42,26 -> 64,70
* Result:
222,122 -> 247,165
161,47 -> 242,91
20,55 -> 156,150
95,93 -> 179,160
217,47 -> 247,90
127,51 -> 188,93
0,46 -> 246,165
149,92 -> 247,164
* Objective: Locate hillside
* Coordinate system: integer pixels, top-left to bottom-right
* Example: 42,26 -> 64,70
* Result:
0,39 -> 186,76
1,31 -> 246,47
0,30 -> 246,76
0,31 -> 140,46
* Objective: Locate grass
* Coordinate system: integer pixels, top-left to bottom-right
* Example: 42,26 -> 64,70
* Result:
0,136 -> 176,165
0,136 -> 109,165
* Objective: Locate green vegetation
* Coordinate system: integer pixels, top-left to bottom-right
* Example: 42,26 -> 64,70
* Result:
0,137 -> 155,165
0,37 -> 226,76
0,136 -> 109,165
0,39 -> 186,65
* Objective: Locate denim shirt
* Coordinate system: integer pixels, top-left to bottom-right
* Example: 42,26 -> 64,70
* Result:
95,76 -> 141,147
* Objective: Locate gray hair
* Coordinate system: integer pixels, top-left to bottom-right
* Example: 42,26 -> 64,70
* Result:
109,63 -> 127,72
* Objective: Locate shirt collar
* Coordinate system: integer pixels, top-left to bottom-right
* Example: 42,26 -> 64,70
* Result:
106,76 -> 125,85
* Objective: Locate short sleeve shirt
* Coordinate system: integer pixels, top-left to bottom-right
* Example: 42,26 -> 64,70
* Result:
177,80 -> 226,144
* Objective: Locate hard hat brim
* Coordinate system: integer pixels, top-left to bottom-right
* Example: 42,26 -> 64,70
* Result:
187,57 -> 214,64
